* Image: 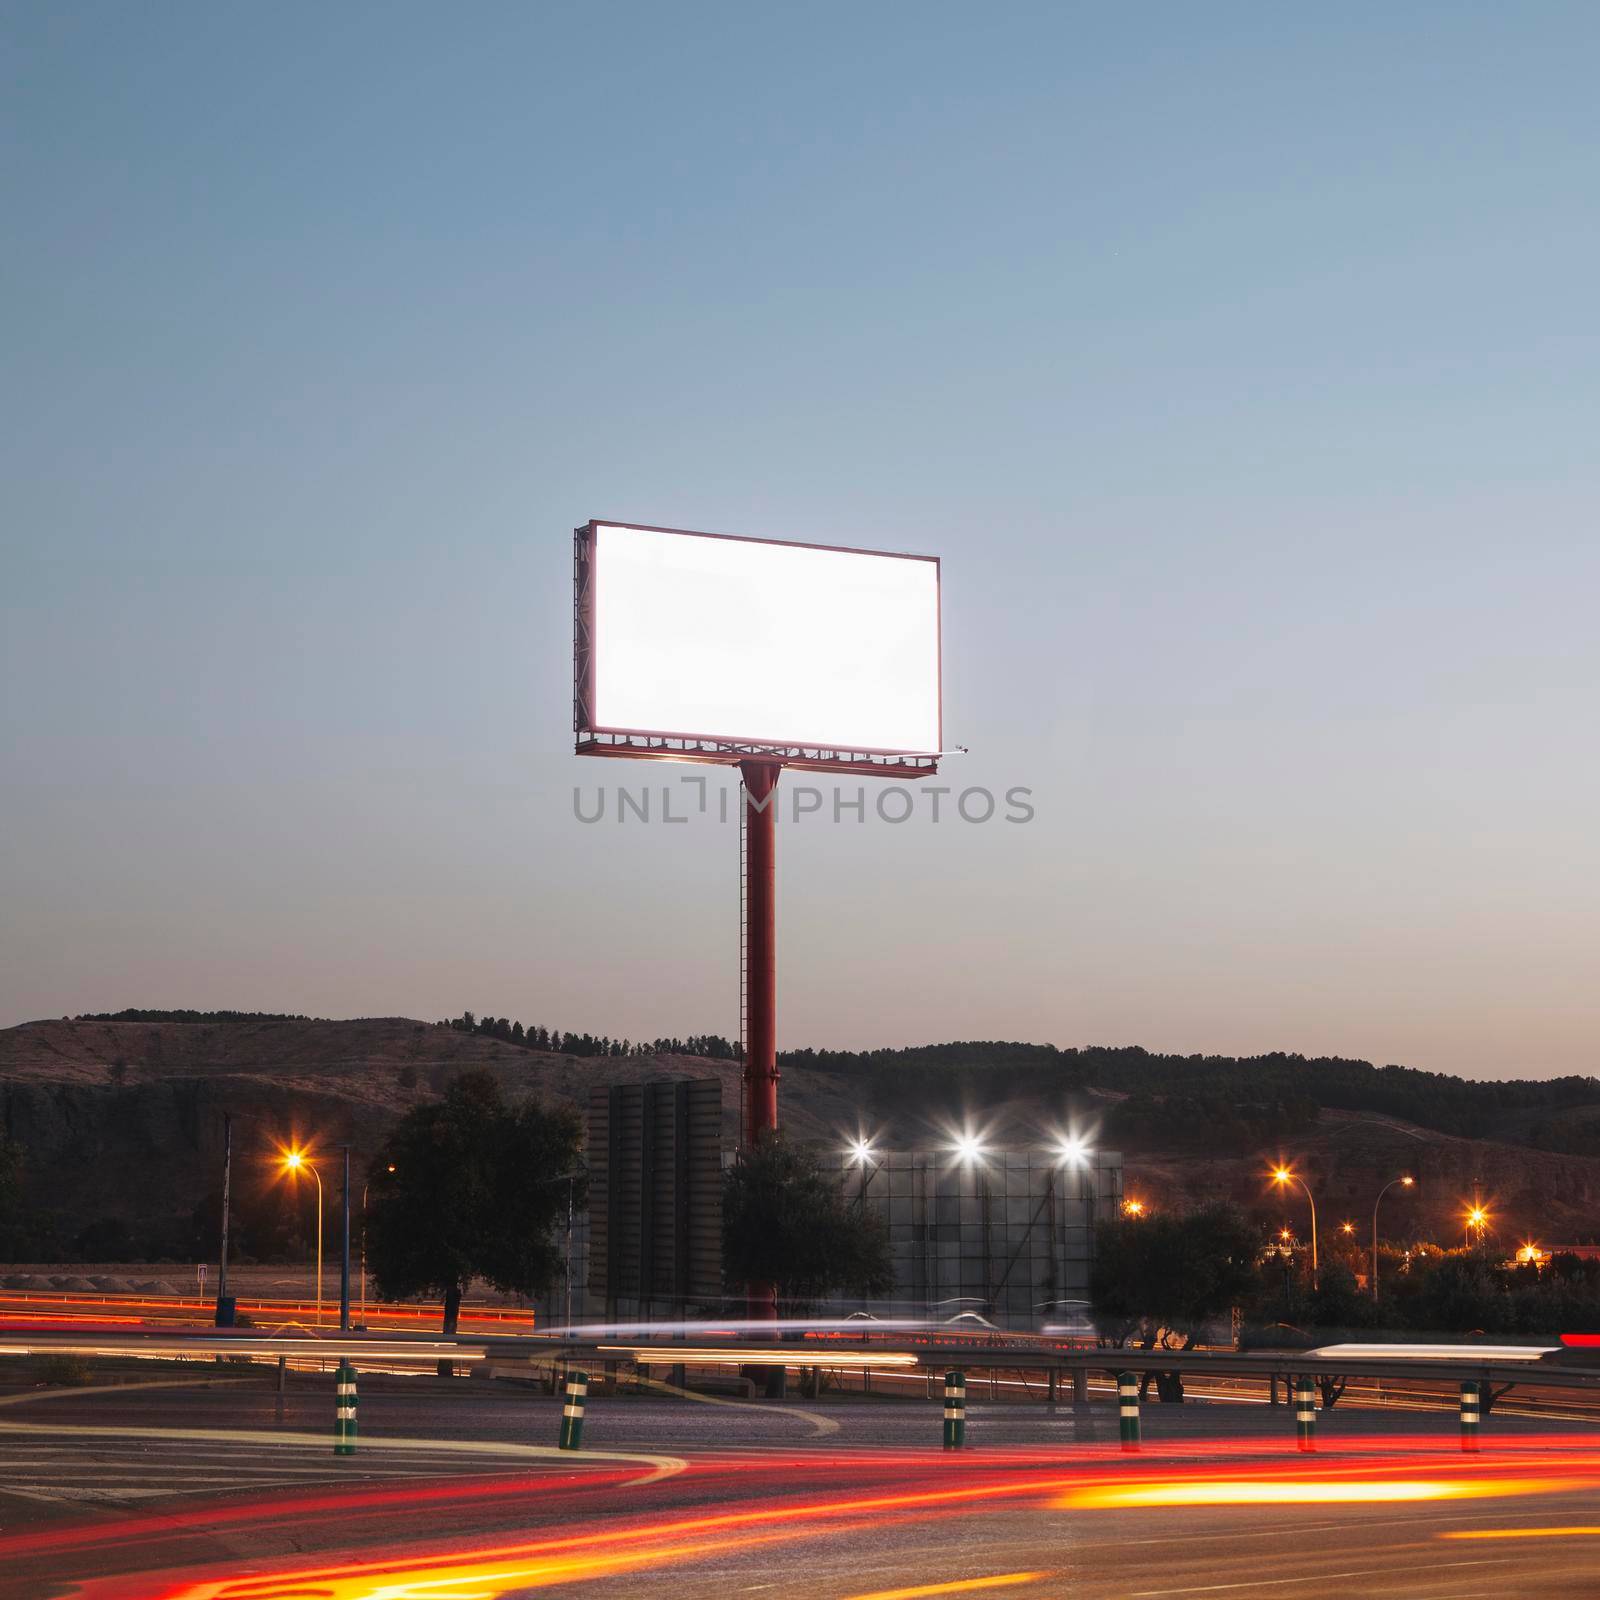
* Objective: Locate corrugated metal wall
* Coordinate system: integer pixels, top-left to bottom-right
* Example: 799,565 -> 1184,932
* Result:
587,1078 -> 723,1321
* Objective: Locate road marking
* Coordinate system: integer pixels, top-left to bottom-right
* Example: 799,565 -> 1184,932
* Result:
0,1376 -> 255,1408
0,1420 -> 685,1482
1129,1558 -> 1514,1596
637,1374 -> 841,1437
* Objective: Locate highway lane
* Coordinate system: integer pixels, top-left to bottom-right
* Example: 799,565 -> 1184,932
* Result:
6,1384 -> 1600,1599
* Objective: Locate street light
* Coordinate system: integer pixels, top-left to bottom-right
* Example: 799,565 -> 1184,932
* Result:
1465,1204 -> 1490,1249
1056,1133 -> 1091,1167
952,1132 -> 987,1165
281,1147 -> 324,1327
1339,1221 -> 1355,1236
1123,1199 -> 1146,1218
1271,1167 -> 1318,1282
1371,1175 -> 1415,1301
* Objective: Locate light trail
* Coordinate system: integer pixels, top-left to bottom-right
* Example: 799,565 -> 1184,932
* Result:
100,1441 -> 1600,1600
1061,1476 -> 1582,1509
599,1344 -> 919,1368
841,1576 -> 1052,1599
1441,1526 -> 1600,1540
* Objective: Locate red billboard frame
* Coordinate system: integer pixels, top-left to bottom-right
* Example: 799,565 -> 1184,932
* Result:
572,519 -> 942,778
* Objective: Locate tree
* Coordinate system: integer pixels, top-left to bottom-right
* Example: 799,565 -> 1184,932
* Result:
0,1138 -> 27,1256
365,1071 -> 582,1331
722,1138 -> 894,1312
1090,1204 -> 1259,1401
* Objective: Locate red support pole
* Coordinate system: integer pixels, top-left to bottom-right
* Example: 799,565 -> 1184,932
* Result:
740,761 -> 780,1150
740,760 -> 780,1329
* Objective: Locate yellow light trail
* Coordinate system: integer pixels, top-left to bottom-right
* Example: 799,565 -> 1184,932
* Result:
1441,1526 -> 1600,1540
1059,1476 -> 1583,1509
842,1575 -> 1052,1599
598,1345 -> 918,1368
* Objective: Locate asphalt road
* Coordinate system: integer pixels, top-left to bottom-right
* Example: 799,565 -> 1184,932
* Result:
5,1378 -> 1600,1599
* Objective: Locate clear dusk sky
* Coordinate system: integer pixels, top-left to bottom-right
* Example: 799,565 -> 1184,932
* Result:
3,4 -> 1597,1078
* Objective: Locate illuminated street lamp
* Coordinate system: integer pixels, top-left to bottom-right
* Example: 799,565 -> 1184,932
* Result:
1339,1221 -> 1355,1236
1123,1199 -> 1146,1219
1371,1175 -> 1415,1301
1271,1167 -> 1318,1282
1464,1203 -> 1490,1250
952,1132 -> 987,1166
281,1147 -> 324,1327
1056,1134 -> 1091,1167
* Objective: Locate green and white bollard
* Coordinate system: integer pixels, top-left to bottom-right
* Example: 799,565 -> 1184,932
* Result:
1460,1380 -> 1480,1453
334,1359 -> 357,1456
1117,1372 -> 1140,1453
559,1369 -> 589,1451
943,1370 -> 966,1449
1294,1376 -> 1316,1452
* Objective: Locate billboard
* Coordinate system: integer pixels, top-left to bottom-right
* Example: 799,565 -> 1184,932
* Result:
574,520 -> 941,775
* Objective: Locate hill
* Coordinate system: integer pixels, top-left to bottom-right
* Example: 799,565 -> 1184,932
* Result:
2,1016 -> 1596,1257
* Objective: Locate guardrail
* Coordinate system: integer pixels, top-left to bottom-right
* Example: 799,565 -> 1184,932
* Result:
7,1325 -> 1600,1400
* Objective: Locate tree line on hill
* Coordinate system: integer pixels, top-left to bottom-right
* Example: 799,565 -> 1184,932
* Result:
437,1012 -> 741,1061
49,1016 -> 1600,1160
72,1009 -> 325,1024
778,1041 -> 1600,1156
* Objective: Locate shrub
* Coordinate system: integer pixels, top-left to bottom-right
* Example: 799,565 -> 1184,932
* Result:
39,1354 -> 93,1386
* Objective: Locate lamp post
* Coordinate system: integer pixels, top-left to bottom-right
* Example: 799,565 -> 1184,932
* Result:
359,1163 -> 396,1328
1371,1175 -> 1415,1301
1055,1134 -> 1095,1330
847,1137 -> 879,1210
216,1111 -> 232,1324
1271,1167 -> 1318,1285
338,1145 -> 352,1332
550,1167 -> 586,1330
282,1149 -> 324,1328
952,1132 -> 990,1317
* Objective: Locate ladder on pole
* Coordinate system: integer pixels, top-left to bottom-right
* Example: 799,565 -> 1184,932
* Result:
738,777 -> 748,1141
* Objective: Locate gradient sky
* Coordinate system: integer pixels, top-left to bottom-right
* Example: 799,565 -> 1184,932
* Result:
4,3 -> 1597,1078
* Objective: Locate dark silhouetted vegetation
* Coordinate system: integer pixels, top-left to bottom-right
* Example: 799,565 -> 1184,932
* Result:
781,1041 -> 1600,1154
365,1070 -> 582,1331
723,1138 -> 894,1313
72,1009 -> 323,1023
438,1012 -> 740,1060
